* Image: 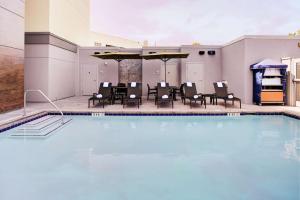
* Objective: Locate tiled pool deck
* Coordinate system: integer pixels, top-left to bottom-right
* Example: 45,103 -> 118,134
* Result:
1,96 -> 300,128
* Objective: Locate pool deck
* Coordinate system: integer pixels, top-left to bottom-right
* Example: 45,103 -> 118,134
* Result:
1,96 -> 300,126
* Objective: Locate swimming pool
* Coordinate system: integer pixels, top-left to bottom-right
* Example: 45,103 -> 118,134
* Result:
0,115 -> 299,200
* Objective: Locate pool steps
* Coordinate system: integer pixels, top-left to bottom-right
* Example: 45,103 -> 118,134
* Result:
10,116 -> 72,137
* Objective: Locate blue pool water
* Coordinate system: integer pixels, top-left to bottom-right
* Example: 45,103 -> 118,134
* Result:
0,115 -> 299,200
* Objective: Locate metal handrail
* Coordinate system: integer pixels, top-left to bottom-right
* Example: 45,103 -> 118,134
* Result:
24,90 -> 64,124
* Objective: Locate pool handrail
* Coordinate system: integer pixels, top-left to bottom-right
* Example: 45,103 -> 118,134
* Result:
24,89 -> 64,124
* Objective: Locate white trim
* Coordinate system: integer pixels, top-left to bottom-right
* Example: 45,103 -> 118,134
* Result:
223,35 -> 300,47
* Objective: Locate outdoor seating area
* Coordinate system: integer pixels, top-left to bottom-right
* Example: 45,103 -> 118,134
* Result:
88,80 -> 241,109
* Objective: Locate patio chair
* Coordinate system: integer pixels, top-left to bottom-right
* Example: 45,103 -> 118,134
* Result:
123,82 -> 142,108
179,83 -> 185,103
183,82 -> 206,108
156,82 -> 173,108
147,84 -> 156,100
88,82 -> 112,108
113,82 -> 127,104
213,81 -> 241,108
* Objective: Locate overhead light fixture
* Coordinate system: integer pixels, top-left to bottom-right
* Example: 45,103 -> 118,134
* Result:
208,50 -> 215,55
199,51 -> 205,55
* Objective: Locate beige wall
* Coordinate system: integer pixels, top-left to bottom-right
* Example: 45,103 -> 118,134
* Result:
25,0 -> 141,48
48,0 -> 90,46
25,0 -> 49,32
221,40 -> 246,102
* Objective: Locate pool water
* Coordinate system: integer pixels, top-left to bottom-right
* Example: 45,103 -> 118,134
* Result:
0,115 -> 299,200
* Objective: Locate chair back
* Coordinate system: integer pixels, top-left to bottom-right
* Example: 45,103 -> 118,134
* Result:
116,82 -> 127,94
157,82 -> 170,97
147,83 -> 151,91
127,83 -> 142,97
184,83 -> 197,98
180,84 -> 185,97
213,82 -> 228,98
98,82 -> 112,97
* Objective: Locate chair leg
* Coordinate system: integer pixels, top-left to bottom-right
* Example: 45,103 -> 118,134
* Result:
224,99 -> 227,108
88,100 -> 90,108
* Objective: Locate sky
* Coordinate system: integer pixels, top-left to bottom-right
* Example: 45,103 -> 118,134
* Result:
90,0 -> 300,46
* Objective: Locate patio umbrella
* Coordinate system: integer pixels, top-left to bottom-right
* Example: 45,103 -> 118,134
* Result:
92,52 -> 142,82
141,52 -> 189,82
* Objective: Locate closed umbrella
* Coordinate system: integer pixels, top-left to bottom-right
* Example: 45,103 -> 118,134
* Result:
141,52 -> 189,82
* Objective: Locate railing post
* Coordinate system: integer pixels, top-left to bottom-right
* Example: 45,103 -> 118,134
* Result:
23,89 -> 64,124
23,91 -> 27,116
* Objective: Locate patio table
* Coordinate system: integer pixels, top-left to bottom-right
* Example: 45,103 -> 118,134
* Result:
202,93 -> 216,105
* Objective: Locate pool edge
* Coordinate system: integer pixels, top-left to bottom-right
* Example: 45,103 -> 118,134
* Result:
1,111 -> 299,133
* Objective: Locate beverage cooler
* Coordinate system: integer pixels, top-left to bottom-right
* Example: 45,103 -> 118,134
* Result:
250,59 -> 288,105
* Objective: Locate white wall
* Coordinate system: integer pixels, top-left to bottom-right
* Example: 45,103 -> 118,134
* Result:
48,45 -> 76,101
0,0 -> 24,49
77,47 -> 121,95
181,45 -> 222,94
25,44 -> 76,102
25,44 -> 49,101
221,40 -> 246,102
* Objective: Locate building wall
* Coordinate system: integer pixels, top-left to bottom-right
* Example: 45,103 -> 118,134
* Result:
181,45 -> 222,94
243,38 -> 300,104
25,33 -> 77,102
221,37 -> 300,104
77,47 -> 143,95
142,47 -> 181,95
24,44 -> 49,102
0,0 -> 24,112
48,45 -> 76,101
25,0 -> 141,48
25,0 -> 49,32
221,40 -> 246,102
78,46 -> 222,97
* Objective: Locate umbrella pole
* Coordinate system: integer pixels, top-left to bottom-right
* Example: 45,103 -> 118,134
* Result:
118,60 -> 121,83
164,60 -> 167,82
